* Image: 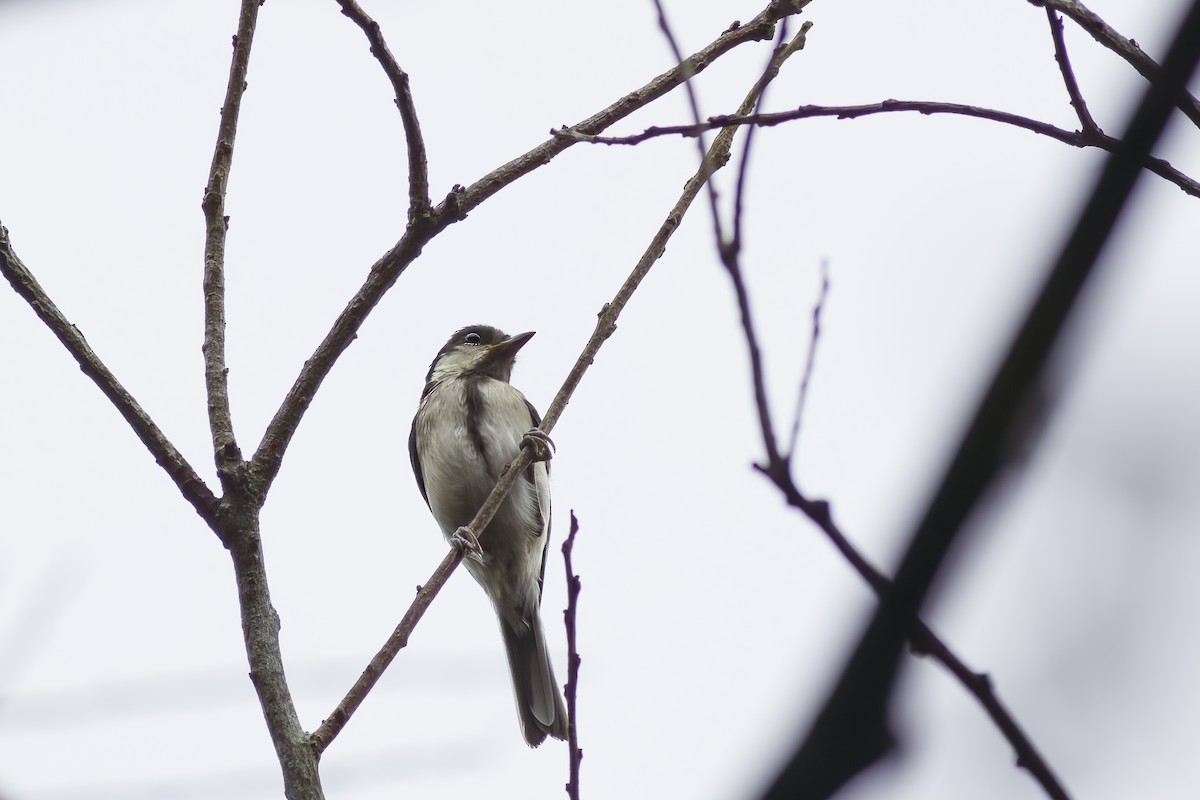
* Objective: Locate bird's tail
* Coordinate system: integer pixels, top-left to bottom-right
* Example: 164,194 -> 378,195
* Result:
499,606 -> 568,747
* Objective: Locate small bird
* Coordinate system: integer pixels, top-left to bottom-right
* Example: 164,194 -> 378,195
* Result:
409,324 -> 568,747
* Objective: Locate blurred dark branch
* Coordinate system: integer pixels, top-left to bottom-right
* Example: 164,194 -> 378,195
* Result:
249,0 -> 804,501
1030,0 -> 1200,130
335,0 -> 431,219
560,101 -> 1200,198
764,0 -> 1200,796
201,0 -> 259,482
1045,7 -> 1101,136
0,226 -> 219,523
563,512 -> 584,800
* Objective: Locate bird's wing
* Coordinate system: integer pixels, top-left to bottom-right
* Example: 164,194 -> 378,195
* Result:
409,415 -> 430,508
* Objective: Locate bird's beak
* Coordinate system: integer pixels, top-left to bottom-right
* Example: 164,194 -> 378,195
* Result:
487,331 -> 535,362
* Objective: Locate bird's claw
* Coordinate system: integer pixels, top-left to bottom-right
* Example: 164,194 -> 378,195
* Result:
521,427 -> 555,462
450,526 -> 484,560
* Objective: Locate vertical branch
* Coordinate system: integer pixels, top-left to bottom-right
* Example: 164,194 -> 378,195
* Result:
202,0 -> 260,477
229,511 -> 325,800
563,512 -> 584,800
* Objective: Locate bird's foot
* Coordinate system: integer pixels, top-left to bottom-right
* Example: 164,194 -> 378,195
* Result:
450,526 -> 484,560
521,427 -> 555,462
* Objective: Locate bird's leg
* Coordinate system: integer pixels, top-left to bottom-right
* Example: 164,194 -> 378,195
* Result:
520,427 -> 555,462
450,525 -> 484,561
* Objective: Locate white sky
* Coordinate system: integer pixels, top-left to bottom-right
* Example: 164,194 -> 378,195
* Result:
2,0 -> 1198,798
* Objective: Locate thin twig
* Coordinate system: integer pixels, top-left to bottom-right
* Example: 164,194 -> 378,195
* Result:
1045,8 -> 1101,135
249,0 -> 805,502
201,0 -> 260,480
310,28 -> 810,752
560,101 -> 1200,198
1031,0 -> 1200,131
563,512 -> 583,800
335,0 -> 432,219
0,226 -> 221,524
785,259 -> 828,459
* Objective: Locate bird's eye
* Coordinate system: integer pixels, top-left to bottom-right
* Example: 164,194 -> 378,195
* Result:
464,332 -> 482,345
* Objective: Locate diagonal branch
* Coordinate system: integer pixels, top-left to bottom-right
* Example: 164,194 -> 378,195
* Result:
249,0 -> 806,501
560,101 -> 1200,198
1030,0 -> 1200,130
201,0 -> 260,480
1045,7 -> 1101,135
335,0 -> 431,219
0,225 -> 220,524
309,31 -> 809,752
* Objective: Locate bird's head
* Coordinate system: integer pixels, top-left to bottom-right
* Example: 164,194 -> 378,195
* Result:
425,325 -> 535,385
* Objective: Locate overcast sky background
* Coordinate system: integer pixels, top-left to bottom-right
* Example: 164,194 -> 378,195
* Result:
2,0 -> 1198,798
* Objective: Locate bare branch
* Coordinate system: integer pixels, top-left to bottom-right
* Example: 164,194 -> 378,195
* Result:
228,521 -> 323,799
335,0 -> 431,219
0,225 -> 220,524
201,0 -> 260,480
310,27 -> 811,751
1032,0 -> 1200,130
785,259 -> 828,459
249,0 -> 806,500
310,547 -> 462,752
563,512 -> 583,800
1045,7 -> 1101,135
562,101 -> 1200,198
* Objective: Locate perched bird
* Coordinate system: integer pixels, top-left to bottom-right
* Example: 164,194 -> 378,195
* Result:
409,324 -> 568,747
